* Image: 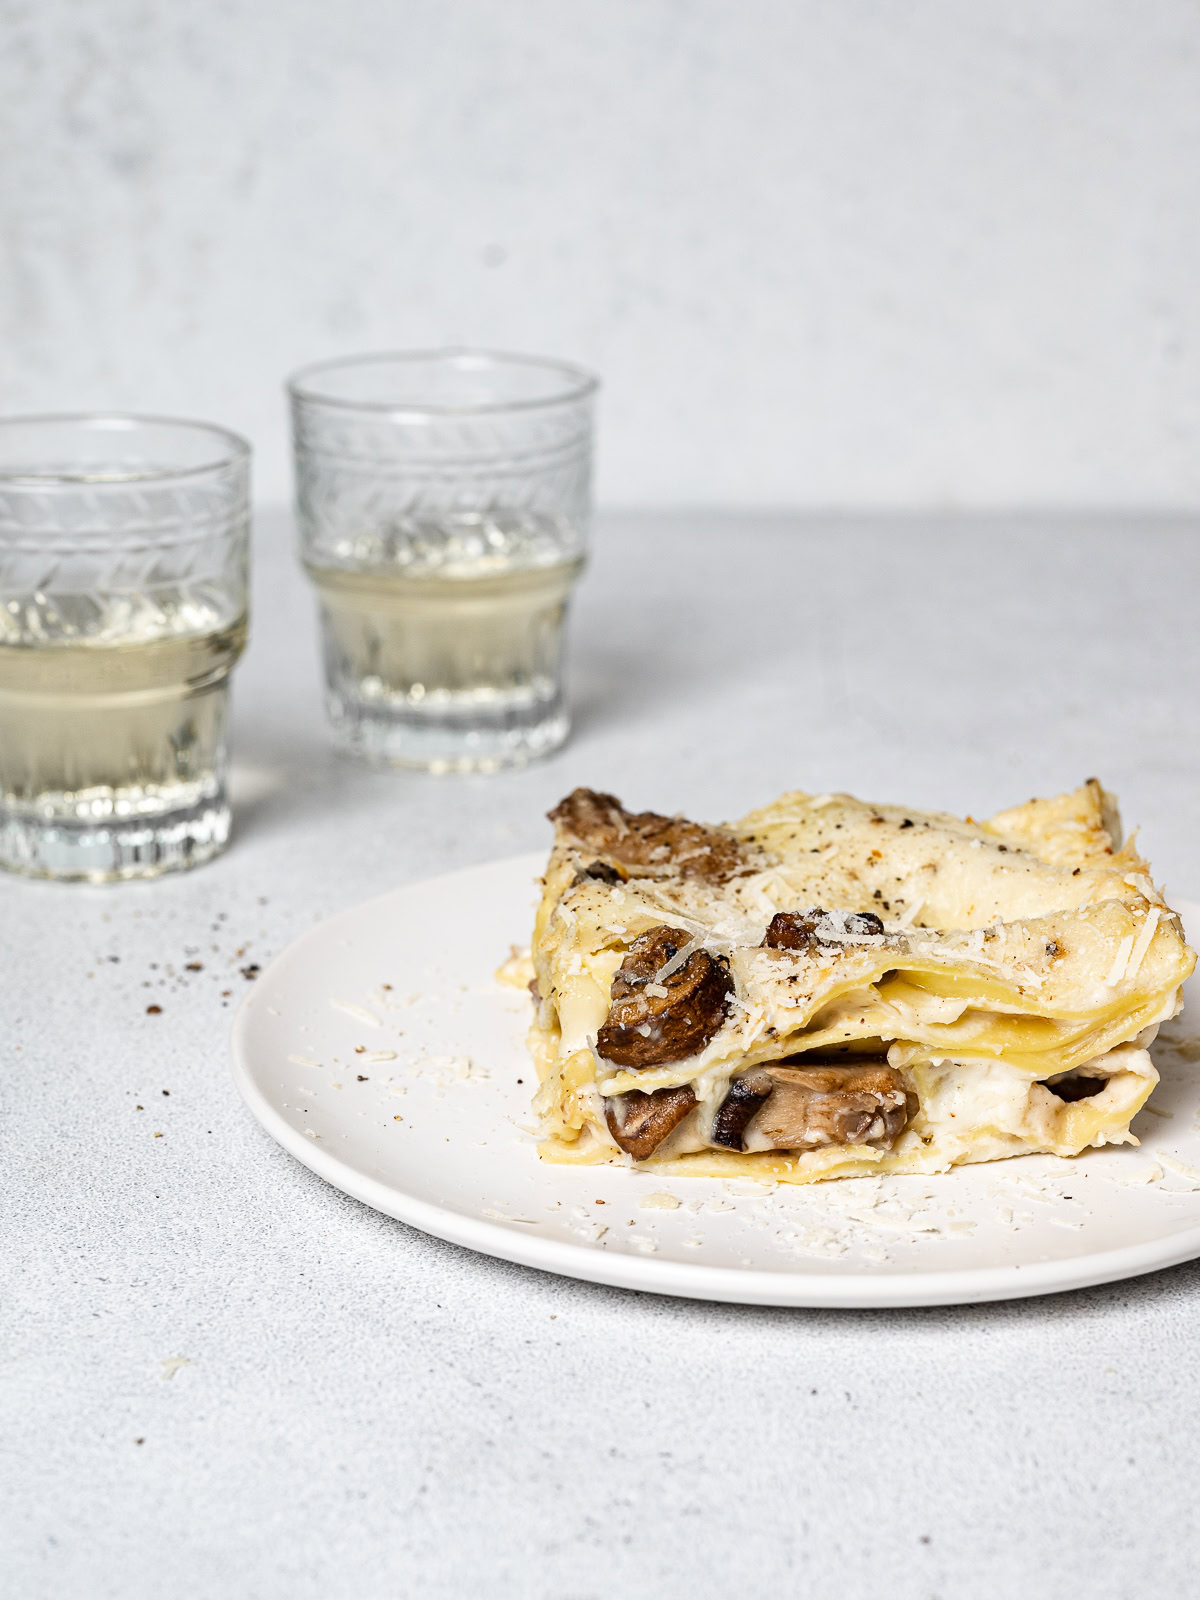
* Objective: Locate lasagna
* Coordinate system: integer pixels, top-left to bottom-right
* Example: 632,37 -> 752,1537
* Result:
525,782 -> 1195,1183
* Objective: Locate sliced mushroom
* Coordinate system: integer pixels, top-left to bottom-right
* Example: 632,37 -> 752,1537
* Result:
762,911 -> 827,952
549,787 -> 747,883
606,1084 -> 699,1159
740,1063 -> 911,1152
762,908 -> 885,950
595,925 -> 732,1068
710,1069 -> 775,1150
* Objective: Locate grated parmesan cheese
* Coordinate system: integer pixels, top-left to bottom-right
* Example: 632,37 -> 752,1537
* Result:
1125,907 -> 1161,984
1118,1163 -> 1163,1186
330,999 -> 381,1027
653,937 -> 701,983
1160,1154 -> 1200,1187
1104,935 -> 1135,988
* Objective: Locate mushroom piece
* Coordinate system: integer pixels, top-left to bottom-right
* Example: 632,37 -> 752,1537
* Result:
762,908 -> 885,951
571,859 -> 627,886
595,925 -> 732,1068
710,1069 -> 775,1149
762,911 -> 827,952
606,1084 -> 698,1159
739,1063 -> 911,1152
549,788 -> 748,883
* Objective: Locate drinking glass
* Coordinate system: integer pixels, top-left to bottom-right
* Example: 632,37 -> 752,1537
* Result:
0,415 -> 251,882
287,349 -> 598,772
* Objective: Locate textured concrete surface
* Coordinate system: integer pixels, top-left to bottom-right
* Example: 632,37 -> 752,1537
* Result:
2,1 -> 1199,509
4,511 -> 1200,1598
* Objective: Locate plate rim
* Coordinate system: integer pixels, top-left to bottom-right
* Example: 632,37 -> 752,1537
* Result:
231,858 -> 1200,1309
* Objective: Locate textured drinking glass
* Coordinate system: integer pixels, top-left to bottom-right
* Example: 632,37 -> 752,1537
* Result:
288,350 -> 597,772
0,415 -> 251,882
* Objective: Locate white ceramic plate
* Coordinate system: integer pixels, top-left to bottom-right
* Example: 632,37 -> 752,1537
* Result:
231,856 -> 1200,1307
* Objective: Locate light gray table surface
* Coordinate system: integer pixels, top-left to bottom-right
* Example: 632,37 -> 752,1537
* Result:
4,511 -> 1200,1600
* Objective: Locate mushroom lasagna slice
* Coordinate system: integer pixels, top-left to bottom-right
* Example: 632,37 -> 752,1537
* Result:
525,783 -> 1195,1183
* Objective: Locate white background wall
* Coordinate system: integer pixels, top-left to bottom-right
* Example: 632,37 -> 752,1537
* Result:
2,0 -> 1198,510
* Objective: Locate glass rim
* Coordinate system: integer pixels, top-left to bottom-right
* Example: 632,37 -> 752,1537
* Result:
0,412 -> 251,486
285,347 -> 600,417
